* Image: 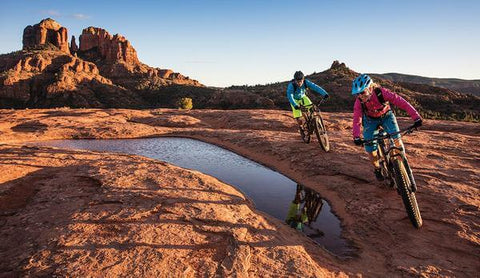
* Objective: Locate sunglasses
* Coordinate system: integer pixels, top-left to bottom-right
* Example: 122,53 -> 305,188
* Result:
358,87 -> 370,95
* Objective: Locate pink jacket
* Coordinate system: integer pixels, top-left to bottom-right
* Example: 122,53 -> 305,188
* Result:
352,87 -> 421,138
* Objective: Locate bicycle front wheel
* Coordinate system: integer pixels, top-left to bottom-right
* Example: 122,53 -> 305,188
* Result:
314,115 -> 330,152
393,159 -> 422,228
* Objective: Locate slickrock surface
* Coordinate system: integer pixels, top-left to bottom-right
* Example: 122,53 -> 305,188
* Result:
0,108 -> 479,277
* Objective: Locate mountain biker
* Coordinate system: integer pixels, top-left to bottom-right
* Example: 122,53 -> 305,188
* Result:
351,74 -> 423,181
285,184 -> 309,230
287,71 -> 329,140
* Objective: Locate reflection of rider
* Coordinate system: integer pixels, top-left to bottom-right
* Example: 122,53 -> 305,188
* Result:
351,74 -> 423,181
286,71 -> 329,139
285,184 -> 323,230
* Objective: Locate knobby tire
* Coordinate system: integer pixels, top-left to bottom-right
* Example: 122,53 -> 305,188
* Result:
393,160 -> 423,228
314,115 -> 330,152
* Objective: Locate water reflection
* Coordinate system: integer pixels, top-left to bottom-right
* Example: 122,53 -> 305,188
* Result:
286,184 -> 324,233
32,138 -> 354,257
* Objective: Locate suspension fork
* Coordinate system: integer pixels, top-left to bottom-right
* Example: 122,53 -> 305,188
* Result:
402,156 -> 417,192
388,141 -> 417,192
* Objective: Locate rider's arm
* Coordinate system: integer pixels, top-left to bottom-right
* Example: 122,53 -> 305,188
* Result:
305,79 -> 328,97
352,99 -> 363,138
286,82 -> 297,107
381,88 -> 421,120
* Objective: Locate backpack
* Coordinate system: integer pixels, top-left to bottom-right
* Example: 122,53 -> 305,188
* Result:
360,87 -> 389,116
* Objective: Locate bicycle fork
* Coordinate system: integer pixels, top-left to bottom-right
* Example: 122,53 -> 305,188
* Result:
403,157 -> 417,192
390,148 -> 417,193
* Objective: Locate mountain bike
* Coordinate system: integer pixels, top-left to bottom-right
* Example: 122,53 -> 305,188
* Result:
362,125 -> 422,228
299,98 -> 330,152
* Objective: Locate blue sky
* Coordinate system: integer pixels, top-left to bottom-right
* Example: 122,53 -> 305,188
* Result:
1,0 -> 479,87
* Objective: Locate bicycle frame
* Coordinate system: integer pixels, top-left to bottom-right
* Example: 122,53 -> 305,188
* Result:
382,131 -> 406,163
364,126 -> 415,189
299,99 -> 325,135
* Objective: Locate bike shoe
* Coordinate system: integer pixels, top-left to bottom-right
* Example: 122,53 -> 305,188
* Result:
374,168 -> 384,181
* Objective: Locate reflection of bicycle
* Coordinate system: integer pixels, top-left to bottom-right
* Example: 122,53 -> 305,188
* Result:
304,188 -> 323,224
361,125 -> 422,228
285,184 -> 324,230
299,98 -> 330,152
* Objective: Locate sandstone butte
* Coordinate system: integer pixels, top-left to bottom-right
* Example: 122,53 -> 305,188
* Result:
0,18 -> 202,109
0,108 -> 478,277
23,18 -> 70,54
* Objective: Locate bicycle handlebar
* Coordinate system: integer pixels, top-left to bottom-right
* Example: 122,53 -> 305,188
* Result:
361,125 -> 417,144
298,97 -> 328,111
316,97 -> 328,105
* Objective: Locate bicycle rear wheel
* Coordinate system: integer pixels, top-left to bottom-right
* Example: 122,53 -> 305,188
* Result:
314,115 -> 330,152
393,160 -> 422,228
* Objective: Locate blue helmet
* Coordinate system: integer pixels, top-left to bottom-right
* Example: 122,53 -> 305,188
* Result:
352,74 -> 372,95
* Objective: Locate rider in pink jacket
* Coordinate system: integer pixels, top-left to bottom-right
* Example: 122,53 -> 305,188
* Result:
351,74 -> 422,181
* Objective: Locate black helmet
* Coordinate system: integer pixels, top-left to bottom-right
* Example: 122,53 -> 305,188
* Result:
294,71 -> 304,81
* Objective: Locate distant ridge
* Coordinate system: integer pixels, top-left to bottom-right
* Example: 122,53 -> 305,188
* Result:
370,73 -> 480,97
225,61 -> 480,122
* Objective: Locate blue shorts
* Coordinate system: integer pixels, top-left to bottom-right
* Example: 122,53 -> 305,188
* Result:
363,110 -> 400,153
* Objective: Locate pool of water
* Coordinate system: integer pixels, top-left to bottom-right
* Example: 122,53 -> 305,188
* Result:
34,137 -> 353,257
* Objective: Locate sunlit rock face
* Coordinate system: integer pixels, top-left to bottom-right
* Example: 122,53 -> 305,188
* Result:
79,27 -> 139,65
23,18 -> 70,54
1,18 -> 203,108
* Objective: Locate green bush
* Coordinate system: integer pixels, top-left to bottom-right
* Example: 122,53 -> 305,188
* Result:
176,97 -> 193,110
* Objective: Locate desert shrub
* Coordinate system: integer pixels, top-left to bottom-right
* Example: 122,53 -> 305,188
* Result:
176,97 -> 193,110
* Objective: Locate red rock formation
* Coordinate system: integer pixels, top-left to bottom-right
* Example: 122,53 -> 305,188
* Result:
2,19 -> 204,108
70,35 -> 78,54
77,26 -> 201,88
79,27 -> 139,65
158,69 -> 174,79
22,18 -> 70,54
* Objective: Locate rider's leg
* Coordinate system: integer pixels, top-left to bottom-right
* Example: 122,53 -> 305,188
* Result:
363,116 -> 383,181
296,117 -> 303,127
368,150 -> 380,168
291,102 -> 306,141
298,95 -> 313,130
382,111 -> 403,152
291,102 -> 303,128
300,95 -> 313,110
